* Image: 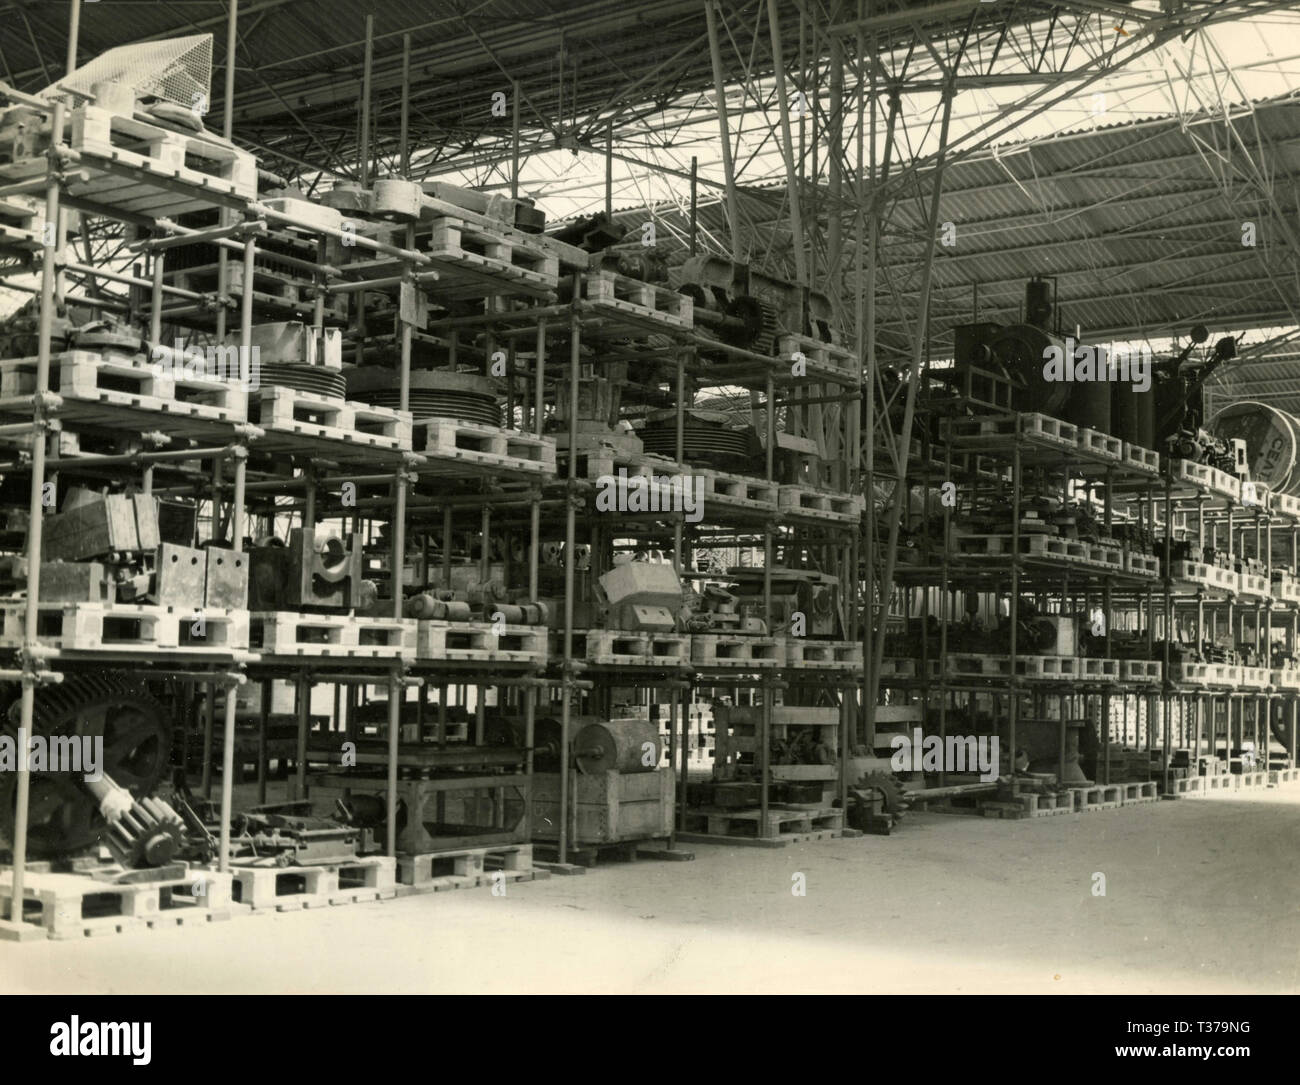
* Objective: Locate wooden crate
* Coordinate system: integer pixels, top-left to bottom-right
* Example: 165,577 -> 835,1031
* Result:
530,768 -> 675,845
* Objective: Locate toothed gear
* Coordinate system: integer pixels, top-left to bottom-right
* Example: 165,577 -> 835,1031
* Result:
855,771 -> 910,817
0,674 -> 171,858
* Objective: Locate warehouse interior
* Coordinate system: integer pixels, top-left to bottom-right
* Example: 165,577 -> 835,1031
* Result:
1,0 -> 1299,995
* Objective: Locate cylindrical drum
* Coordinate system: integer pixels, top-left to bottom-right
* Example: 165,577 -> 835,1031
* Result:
1110,382 -> 1154,448
1212,401 -> 1300,495
1064,375 -> 1112,433
574,719 -> 661,774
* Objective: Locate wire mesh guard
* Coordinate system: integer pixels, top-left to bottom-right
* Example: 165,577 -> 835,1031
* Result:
44,34 -> 214,108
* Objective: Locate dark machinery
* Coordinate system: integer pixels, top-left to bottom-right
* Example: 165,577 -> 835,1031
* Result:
670,253 -> 839,355
0,674 -> 184,866
951,277 -> 1110,432
952,279 -> 1239,458
248,527 -> 369,611
639,408 -> 763,472
1153,325 -> 1239,456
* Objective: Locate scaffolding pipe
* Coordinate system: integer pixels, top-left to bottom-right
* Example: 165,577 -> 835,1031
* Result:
704,0 -> 743,260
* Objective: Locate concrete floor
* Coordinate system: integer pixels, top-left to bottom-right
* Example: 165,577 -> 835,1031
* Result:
3,788 -> 1297,994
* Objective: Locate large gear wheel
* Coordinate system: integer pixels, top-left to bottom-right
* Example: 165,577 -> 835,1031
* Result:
0,674 -> 171,859
854,771 -> 911,818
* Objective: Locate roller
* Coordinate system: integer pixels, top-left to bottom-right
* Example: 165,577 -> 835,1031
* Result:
573,719 -> 662,774
403,592 -> 471,621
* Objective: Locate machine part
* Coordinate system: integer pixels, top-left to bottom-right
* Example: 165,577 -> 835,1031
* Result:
48,34 -> 214,110
1212,401 -> 1300,495
246,321 -> 342,369
248,528 -> 364,610
984,324 -> 1069,418
551,211 -> 624,251
232,812 -> 359,865
491,602 -> 546,624
259,362 -> 346,398
1063,362 -> 1112,433
854,772 -> 910,817
0,675 -> 171,859
155,542 -> 207,608
1111,377 -> 1155,450
1154,328 -> 1237,449
346,367 -> 501,426
204,546 -> 249,609
573,719 -> 662,775
404,592 -> 472,621
639,409 -> 760,470
71,321 -> 144,360
85,775 -> 186,867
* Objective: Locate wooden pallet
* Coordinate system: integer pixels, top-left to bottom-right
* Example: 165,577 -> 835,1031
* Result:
62,105 -> 258,214
1076,427 -> 1122,461
250,612 -> 415,658
394,842 -> 546,893
1239,665 -> 1270,690
0,602 -> 248,652
1119,781 -> 1160,805
946,411 -> 1077,450
1237,571 -> 1270,600
955,532 -> 1122,570
973,791 -> 1076,819
777,485 -> 865,523
879,657 -> 918,677
533,838 -> 693,868
946,653 -> 1014,678
1276,492 -> 1300,521
1121,442 -> 1160,475
775,333 -> 858,381
418,419 -> 556,476
691,634 -> 784,669
1171,560 -> 1238,594
0,349 -> 246,423
1272,668 -> 1300,691
578,629 -> 690,667
697,469 -> 779,512
1120,659 -> 1162,683
0,867 -> 233,940
680,804 -> 842,843
1174,661 -> 1237,689
1079,656 -> 1121,680
784,638 -> 863,671
1070,783 -> 1123,812
1168,458 -> 1241,501
579,269 -> 693,331
229,855 -> 396,912
1125,551 -> 1161,577
1271,575 -> 1300,606
248,386 -> 412,451
1019,654 -> 1088,681
0,193 -> 44,255
418,620 -> 548,664
427,216 -> 559,290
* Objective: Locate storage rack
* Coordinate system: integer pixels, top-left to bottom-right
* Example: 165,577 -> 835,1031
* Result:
876,372 -> 1300,809
0,73 -> 868,930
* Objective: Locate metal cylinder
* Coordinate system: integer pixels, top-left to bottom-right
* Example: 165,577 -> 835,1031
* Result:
1064,371 -> 1112,433
573,719 -> 661,774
